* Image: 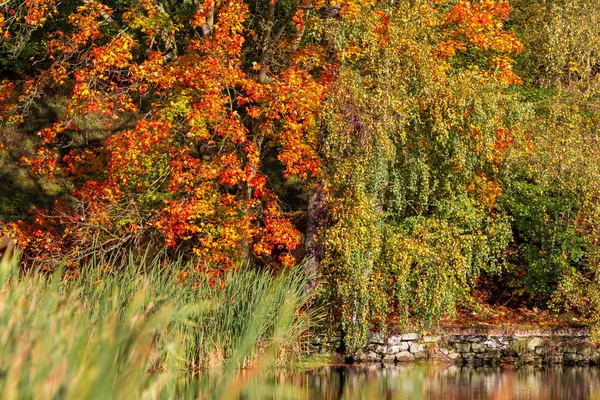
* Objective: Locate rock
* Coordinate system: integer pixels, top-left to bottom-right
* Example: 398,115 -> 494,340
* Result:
546,355 -> 563,364
471,343 -> 486,353
527,337 -> 544,351
454,343 -> 471,353
413,351 -> 427,359
354,351 -> 378,362
465,335 -> 487,343
423,335 -> 440,343
448,335 -> 465,343
401,333 -> 420,341
387,345 -> 399,355
383,354 -> 397,363
483,339 -> 501,350
563,346 -> 577,353
387,335 -> 403,346
564,352 -> 581,362
368,332 -> 386,345
579,346 -> 593,357
410,343 -> 425,353
494,337 -> 512,346
396,351 -> 415,362
374,345 -> 388,354
387,343 -> 409,354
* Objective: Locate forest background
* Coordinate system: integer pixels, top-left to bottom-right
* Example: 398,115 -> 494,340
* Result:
2,0 -> 600,353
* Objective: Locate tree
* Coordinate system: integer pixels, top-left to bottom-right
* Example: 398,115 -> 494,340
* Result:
317,0 -> 526,351
1,0 -> 331,271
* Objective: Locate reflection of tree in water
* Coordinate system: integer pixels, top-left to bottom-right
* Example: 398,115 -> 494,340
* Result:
281,364 -> 600,399
426,366 -> 600,400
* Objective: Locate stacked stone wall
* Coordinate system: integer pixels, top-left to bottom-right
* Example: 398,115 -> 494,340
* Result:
313,328 -> 600,366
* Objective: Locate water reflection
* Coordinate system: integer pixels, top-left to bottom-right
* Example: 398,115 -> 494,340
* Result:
275,364 -> 600,400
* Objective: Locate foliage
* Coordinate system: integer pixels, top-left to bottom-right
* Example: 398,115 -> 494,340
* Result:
498,89 -> 600,312
511,0 -> 600,88
316,0 -> 526,351
1,0 -> 332,270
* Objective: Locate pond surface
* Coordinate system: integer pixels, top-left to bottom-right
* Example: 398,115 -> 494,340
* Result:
270,363 -> 600,399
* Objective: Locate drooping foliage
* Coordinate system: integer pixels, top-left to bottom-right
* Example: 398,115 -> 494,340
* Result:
317,0 -> 528,350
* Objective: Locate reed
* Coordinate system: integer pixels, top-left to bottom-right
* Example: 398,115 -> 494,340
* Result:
0,251 -> 314,399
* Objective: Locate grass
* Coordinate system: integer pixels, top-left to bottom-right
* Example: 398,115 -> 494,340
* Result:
0,251 -> 317,399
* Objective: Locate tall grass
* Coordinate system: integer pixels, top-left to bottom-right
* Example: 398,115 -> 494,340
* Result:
0,251 -> 315,399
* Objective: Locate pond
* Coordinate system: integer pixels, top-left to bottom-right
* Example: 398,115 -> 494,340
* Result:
269,363 -> 600,399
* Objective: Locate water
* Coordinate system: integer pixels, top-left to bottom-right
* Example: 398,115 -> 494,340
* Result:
272,363 -> 600,399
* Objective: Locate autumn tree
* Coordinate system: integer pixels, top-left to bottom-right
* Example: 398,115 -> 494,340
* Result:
496,0 -> 600,314
1,0 -> 333,271
316,0 -> 527,351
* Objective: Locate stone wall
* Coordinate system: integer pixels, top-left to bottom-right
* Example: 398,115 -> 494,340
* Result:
314,328 -> 600,366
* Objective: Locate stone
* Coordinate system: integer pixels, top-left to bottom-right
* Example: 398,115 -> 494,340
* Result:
471,343 -> 486,353
546,355 -> 563,364
401,333 -> 420,341
413,351 -> 427,359
475,352 -> 496,359
579,346 -> 593,357
396,351 -> 415,362
368,332 -> 386,344
527,337 -> 544,351
564,352 -> 582,362
494,337 -> 512,346
422,335 -> 440,343
387,335 -> 403,346
465,335 -> 487,343
374,345 -> 388,354
446,351 -> 459,360
461,352 -> 476,361
387,343 -> 409,354
483,339 -> 500,349
454,343 -> 471,353
383,354 -> 397,363
355,351 -> 379,362
410,343 -> 425,353
563,346 -> 577,353
448,335 -> 466,343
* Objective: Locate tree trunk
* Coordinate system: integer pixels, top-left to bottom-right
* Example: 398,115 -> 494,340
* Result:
304,181 -> 327,294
